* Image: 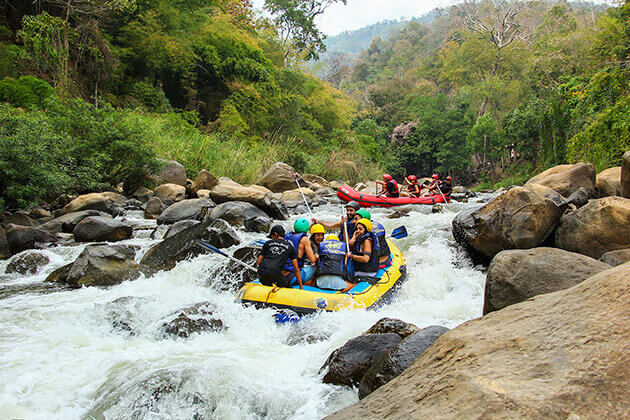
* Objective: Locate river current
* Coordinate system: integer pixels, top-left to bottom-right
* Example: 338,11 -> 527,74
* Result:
0,198 -> 489,419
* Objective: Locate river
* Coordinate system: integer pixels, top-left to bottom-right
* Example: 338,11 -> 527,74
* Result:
0,197 -> 489,419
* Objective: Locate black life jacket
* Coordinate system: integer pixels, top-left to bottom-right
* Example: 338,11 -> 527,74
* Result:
386,180 -> 399,196
316,240 -> 347,277
282,232 -> 307,272
352,232 -> 379,274
372,221 -> 390,258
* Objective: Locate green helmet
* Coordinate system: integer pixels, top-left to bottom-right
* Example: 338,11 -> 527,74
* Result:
294,218 -> 310,233
356,209 -> 371,220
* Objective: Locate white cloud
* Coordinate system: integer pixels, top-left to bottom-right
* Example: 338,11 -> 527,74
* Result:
252,0 -> 459,36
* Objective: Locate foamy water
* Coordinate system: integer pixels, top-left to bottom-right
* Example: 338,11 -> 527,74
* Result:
0,199 -> 489,419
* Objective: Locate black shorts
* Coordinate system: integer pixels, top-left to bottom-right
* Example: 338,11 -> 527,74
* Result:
259,272 -> 295,288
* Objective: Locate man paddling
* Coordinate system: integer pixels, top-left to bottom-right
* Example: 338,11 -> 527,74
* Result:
313,200 -> 360,242
256,225 -> 303,289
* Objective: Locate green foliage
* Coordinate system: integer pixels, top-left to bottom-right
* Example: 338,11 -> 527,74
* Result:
0,76 -> 55,109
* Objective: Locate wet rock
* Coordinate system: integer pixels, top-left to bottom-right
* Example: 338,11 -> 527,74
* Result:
386,206 -> 413,219
597,167 -> 621,197
45,263 -> 73,284
124,198 -> 143,210
600,249 -> 630,266
243,216 -> 271,233
164,220 -> 200,239
622,151 -> 630,198
484,247 -> 611,314
62,192 -> 126,215
5,251 -> 50,275
150,225 -> 169,240
566,186 -> 589,208
258,194 -> 289,220
160,302 -> 226,338
320,333 -> 402,387
0,227 -> 10,259
64,244 -> 140,287
192,169 -> 218,193
144,197 -> 167,220
210,201 -> 270,227
286,328 -> 332,346
452,187 -> 562,261
431,204 -> 443,213
555,196 -> 630,259
73,216 -> 133,242
132,186 -> 154,203
358,325 -> 449,399
154,183 -> 186,204
327,263 -> 630,420
41,210 -> 110,234
210,244 -> 260,291
29,208 -> 52,219
140,219 -> 239,275
148,159 -> 187,186
102,296 -> 148,335
364,318 -> 419,338
5,224 -> 57,254
1,211 -> 39,228
157,198 -> 215,225
257,162 -> 306,192
526,162 -> 596,197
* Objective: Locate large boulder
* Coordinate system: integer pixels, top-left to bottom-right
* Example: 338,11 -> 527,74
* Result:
64,245 -> 141,287
140,218 -> 239,275
132,187 -> 154,203
5,224 -> 57,254
29,208 -> 52,220
144,197 -> 167,220
622,151 -> 630,198
192,169 -> 218,193
41,210 -> 110,234
62,192 -> 126,215
358,326 -> 449,399
5,251 -> 50,275
280,188 -> 316,206
164,220 -> 200,239
526,162 -> 596,197
156,198 -> 215,225
73,217 -> 133,242
320,333 -> 402,387
211,245 -> 261,291
484,247 -> 611,314
154,184 -> 186,204
452,187 -> 562,261
600,249 -> 630,267
209,201 -> 270,227
148,159 -> 187,186
302,174 -> 329,187
555,196 -> 630,259
327,263 -> 630,419
160,301 -> 226,339
363,318 -> 419,338
1,211 -> 39,228
522,183 -> 567,208
208,177 -> 288,220
0,227 -> 10,259
257,162 -> 305,192
597,167 -> 621,197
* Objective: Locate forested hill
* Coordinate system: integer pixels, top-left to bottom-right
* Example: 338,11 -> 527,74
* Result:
328,0 -> 629,188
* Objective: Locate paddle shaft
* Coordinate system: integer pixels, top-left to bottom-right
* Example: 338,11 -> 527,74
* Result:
197,241 -> 258,272
294,174 -> 314,220
435,183 -> 448,203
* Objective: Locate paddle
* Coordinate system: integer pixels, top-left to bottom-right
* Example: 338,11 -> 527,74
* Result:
196,240 -> 258,272
435,183 -> 449,203
390,225 -> 408,239
293,173 -> 314,220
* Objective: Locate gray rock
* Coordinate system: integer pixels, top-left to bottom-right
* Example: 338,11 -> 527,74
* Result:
160,302 -> 226,338
484,247 -> 611,314
209,245 -> 260,291
243,216 -> 271,233
5,251 -> 50,275
5,224 -> 57,254
210,201 -> 270,227
73,216 -> 133,242
566,187 -> 590,208
0,227 -> 10,259
164,220 -> 200,239
1,211 -> 39,228
192,169 -> 218,193
157,198 -> 215,225
320,333 -> 402,387
148,159 -> 187,186
363,318 -> 419,338
29,208 -> 52,219
358,325 -> 449,399
257,162 -> 306,192
41,210 -> 110,234
600,249 -> 630,267
65,244 -> 141,287
45,263 -> 73,284
132,186 -> 154,203
140,219 -> 239,275
144,197 -> 167,220
62,192 -> 126,215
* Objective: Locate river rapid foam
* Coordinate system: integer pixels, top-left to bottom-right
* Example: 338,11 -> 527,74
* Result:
0,199 -> 488,419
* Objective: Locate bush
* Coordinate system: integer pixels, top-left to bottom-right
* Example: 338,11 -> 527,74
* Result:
0,76 -> 55,109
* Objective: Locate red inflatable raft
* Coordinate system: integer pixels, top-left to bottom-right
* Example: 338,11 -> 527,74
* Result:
336,185 -> 449,208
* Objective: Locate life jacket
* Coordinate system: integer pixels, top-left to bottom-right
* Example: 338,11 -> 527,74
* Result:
387,180 -> 399,196
352,232 -> 379,274
316,240 -> 347,277
339,220 -> 356,242
408,182 -> 421,197
282,232 -> 307,272
372,221 -> 390,258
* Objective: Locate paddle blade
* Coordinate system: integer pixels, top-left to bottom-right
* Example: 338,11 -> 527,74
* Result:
252,239 -> 267,247
391,226 -> 408,239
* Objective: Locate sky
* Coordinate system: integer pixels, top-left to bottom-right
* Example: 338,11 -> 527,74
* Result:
252,0 -> 461,36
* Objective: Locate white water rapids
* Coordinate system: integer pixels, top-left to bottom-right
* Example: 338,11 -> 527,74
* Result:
0,198 -> 490,419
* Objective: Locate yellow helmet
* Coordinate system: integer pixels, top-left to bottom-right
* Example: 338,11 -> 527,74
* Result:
310,224 -> 325,235
326,234 -> 340,241
357,218 -> 372,232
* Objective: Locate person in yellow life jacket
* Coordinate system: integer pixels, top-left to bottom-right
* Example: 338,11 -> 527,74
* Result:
376,174 -> 400,198
401,175 -> 421,197
424,174 -> 440,196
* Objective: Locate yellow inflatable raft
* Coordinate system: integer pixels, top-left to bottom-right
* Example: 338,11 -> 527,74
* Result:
236,239 -> 407,315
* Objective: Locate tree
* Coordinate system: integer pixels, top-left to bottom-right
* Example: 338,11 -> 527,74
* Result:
264,0 -> 347,63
